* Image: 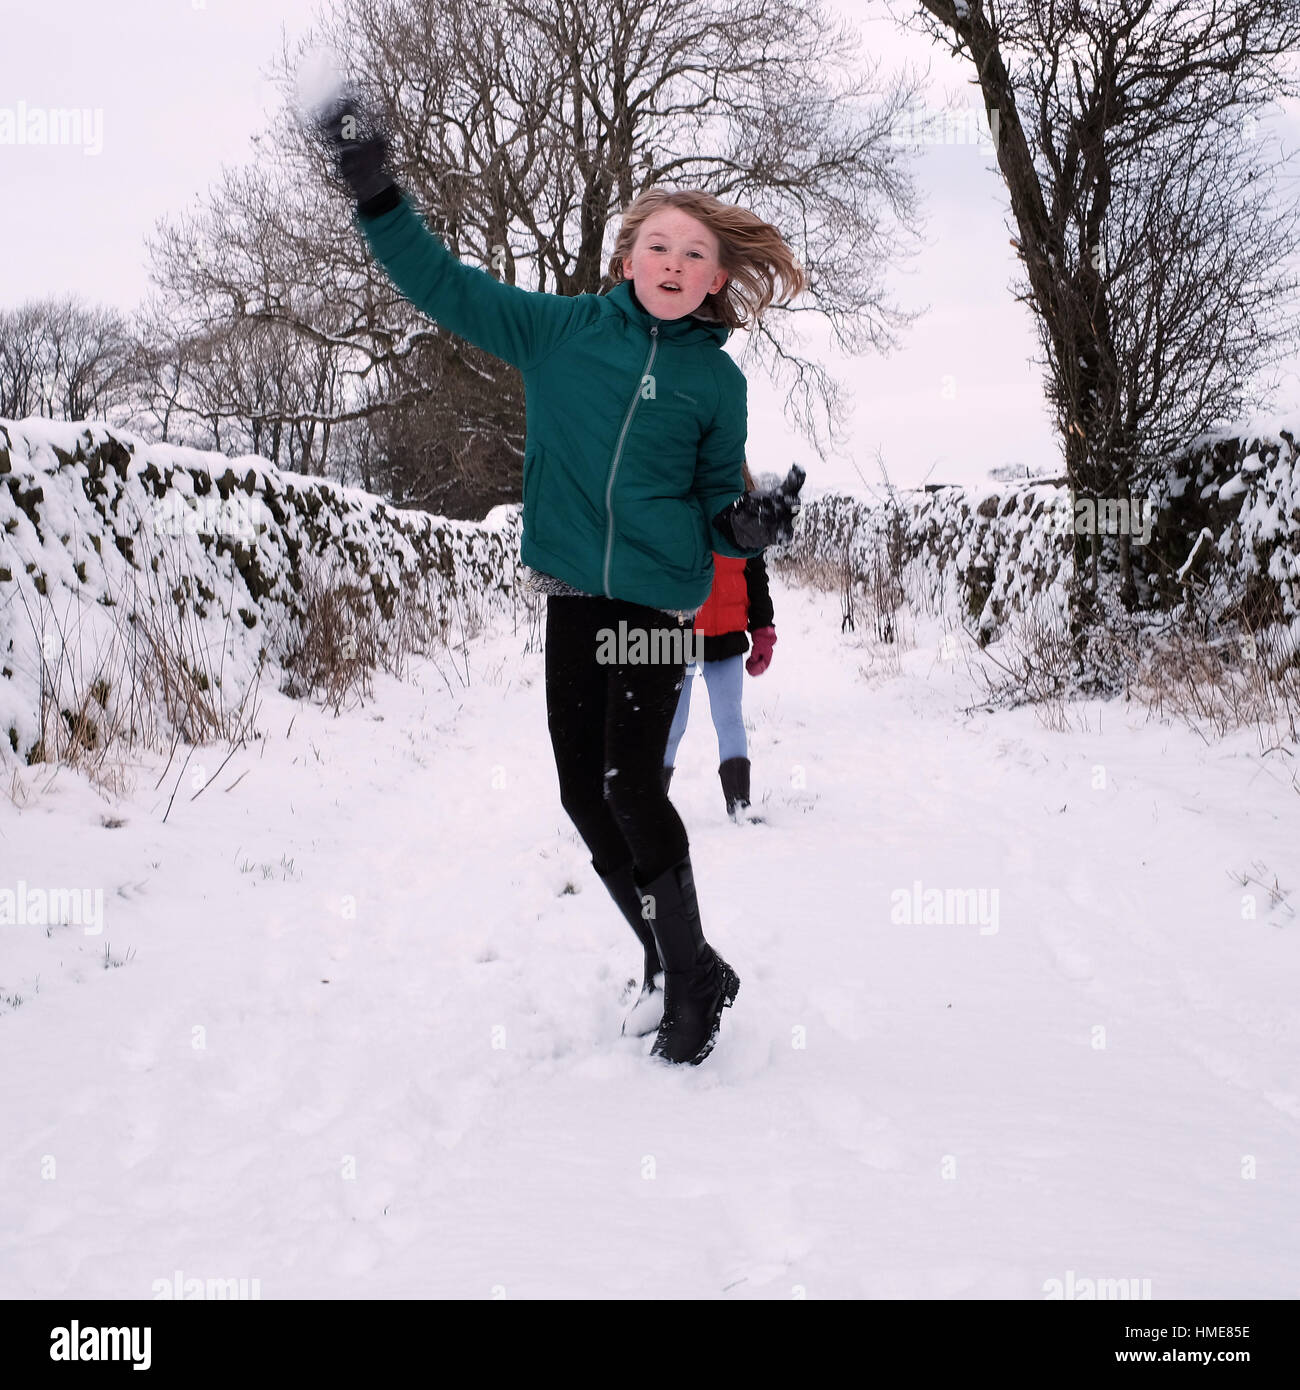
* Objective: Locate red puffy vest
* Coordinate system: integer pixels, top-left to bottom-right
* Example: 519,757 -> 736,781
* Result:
693,553 -> 749,636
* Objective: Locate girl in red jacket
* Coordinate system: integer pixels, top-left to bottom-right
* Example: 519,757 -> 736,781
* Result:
662,461 -> 778,823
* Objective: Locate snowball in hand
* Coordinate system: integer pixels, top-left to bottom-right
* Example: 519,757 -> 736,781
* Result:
295,45 -> 347,121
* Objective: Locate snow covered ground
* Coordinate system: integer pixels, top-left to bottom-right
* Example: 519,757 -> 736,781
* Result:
2,576 -> 1297,1300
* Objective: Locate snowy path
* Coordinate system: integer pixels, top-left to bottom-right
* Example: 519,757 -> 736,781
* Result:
3,578 -> 1298,1299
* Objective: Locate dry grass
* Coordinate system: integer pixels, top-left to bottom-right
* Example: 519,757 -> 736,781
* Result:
279,559 -> 380,714
959,584 -> 1300,762
963,595 -> 1085,732
1136,610 -> 1300,754
279,551 -> 504,712
8,520 -> 268,794
14,579 -> 139,782
127,526 -> 268,748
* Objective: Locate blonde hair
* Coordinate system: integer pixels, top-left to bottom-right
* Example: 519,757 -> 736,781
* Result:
607,188 -> 806,330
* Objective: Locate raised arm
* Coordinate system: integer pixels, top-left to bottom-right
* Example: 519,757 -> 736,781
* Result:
354,190 -> 589,372
318,93 -> 587,371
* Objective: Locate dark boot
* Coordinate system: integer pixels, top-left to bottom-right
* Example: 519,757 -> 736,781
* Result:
661,765 -> 674,795
597,861 -> 664,1036
718,756 -> 761,822
633,854 -> 740,1066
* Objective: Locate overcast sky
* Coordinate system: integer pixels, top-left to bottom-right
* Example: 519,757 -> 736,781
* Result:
4,0 -> 1299,495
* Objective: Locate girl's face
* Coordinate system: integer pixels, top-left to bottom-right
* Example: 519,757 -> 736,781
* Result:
624,208 -> 728,321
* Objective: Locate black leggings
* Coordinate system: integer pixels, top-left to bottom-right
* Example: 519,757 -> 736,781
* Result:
545,594 -> 691,883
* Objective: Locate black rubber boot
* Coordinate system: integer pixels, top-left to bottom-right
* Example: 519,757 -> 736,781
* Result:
661,765 -> 674,795
719,756 -> 761,822
634,854 -> 740,1066
597,861 -> 664,1036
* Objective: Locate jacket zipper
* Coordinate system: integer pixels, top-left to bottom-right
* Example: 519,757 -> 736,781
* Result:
604,325 -> 659,597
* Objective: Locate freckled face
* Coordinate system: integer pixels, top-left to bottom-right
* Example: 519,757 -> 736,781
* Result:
624,208 -> 728,320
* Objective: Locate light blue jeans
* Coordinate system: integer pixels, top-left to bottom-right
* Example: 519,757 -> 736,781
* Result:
663,654 -> 748,767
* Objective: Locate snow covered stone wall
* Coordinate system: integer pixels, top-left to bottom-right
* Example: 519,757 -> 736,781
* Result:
776,477 -> 1074,637
3,411 -> 1297,760
1143,416 -> 1300,624
777,413 -> 1300,643
0,419 -> 523,762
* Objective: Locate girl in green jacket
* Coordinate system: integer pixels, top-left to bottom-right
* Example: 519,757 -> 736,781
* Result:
317,94 -> 806,1066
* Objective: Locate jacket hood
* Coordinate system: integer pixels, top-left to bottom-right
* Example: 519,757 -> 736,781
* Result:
605,279 -> 730,346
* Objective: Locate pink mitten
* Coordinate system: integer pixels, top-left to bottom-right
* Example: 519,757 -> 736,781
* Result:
746,626 -> 776,676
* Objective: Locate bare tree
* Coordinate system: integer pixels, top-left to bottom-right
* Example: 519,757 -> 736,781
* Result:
897,0 -> 1300,638
0,303 -> 44,420
0,295 -> 133,423
122,259 -> 360,473
178,315 -> 350,473
146,0 -> 928,514
121,294 -> 206,444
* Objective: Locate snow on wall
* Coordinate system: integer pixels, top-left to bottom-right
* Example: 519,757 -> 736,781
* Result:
0,419 -> 522,760
1146,416 -> 1300,622
3,411 -> 1297,758
776,478 -> 1074,635
777,413 -> 1300,641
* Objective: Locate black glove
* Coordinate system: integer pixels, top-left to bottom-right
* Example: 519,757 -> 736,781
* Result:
713,464 -> 806,549
315,91 -> 396,206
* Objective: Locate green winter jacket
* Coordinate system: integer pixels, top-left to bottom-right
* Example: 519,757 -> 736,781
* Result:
355,193 -> 763,612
